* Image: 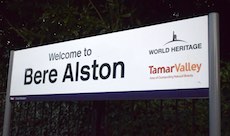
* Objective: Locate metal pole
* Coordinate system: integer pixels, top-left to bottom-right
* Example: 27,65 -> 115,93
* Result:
208,13 -> 220,136
3,51 -> 14,136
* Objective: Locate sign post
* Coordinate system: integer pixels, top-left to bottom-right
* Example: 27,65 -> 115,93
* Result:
208,13 -> 220,136
3,51 -> 14,136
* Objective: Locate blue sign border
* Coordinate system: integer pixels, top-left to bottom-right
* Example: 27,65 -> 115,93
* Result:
10,88 -> 208,101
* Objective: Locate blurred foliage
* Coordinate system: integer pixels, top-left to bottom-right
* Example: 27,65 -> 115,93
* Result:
1,0 -> 230,135
221,61 -> 230,95
220,61 -> 230,135
4,100 -> 209,136
3,0 -> 140,48
0,94 -> 5,136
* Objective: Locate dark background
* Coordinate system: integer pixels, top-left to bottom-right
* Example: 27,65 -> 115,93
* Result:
1,0 -> 230,135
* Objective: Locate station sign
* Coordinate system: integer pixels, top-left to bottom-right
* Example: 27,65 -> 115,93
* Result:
9,15 -> 209,100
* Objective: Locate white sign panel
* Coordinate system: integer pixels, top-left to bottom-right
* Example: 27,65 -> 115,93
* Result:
9,15 -> 209,100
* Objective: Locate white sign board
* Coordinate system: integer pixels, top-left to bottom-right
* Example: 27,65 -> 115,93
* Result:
9,15 -> 209,100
